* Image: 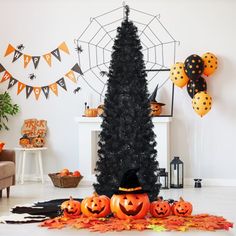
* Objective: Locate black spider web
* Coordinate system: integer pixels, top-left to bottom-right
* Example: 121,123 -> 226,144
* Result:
75,4 -> 178,115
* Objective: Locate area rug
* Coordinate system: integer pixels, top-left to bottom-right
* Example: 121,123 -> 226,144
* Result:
0,198 -> 233,233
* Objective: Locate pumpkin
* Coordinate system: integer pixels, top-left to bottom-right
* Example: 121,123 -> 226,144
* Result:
32,136 -> 45,147
84,108 -> 98,117
150,197 -> 171,218
110,193 -> 150,220
172,197 -> 193,216
61,196 -> 81,218
81,193 -> 111,218
150,101 -> 165,116
19,134 -> 31,147
0,142 -> 5,152
97,104 -> 104,116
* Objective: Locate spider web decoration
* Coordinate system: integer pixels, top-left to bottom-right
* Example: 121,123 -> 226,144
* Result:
75,4 -> 178,116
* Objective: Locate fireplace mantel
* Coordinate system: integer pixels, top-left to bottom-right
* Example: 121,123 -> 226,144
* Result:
75,116 -> 172,185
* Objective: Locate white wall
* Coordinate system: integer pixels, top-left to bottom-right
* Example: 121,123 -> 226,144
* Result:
0,0 -> 236,184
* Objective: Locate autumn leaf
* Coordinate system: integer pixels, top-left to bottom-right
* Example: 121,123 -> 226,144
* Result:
148,224 -> 166,232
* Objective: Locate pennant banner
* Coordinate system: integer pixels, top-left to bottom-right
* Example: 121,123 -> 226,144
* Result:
0,63 -> 81,100
4,41 -> 70,68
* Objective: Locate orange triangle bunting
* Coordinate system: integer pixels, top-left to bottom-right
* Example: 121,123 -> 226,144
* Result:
24,54 -> 32,68
58,42 -> 69,54
17,82 -> 26,95
1,71 -> 12,83
33,87 -> 41,100
4,44 -> 15,57
49,83 -> 58,96
43,53 -> 52,67
65,70 -> 77,83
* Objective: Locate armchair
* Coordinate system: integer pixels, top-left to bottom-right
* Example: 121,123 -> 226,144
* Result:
0,150 -> 15,198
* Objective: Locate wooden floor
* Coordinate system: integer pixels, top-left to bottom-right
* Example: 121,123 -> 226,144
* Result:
0,182 -> 235,236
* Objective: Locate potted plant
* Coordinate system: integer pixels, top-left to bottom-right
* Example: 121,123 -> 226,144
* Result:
0,91 -> 20,131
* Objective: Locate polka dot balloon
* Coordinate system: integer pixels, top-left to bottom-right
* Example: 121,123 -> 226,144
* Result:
170,62 -> 189,88
192,91 -> 212,117
202,52 -> 218,77
184,54 -> 204,80
187,77 -> 207,98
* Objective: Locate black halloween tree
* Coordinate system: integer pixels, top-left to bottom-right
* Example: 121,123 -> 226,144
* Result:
94,6 -> 160,201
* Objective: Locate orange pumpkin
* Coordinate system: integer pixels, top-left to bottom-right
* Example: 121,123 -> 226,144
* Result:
61,196 -> 81,218
150,101 -> 165,116
0,142 -> 5,152
19,135 -> 30,147
81,193 -> 111,218
32,136 -> 45,147
97,104 -> 104,116
172,197 -> 193,217
110,193 -> 150,220
84,108 -> 98,117
150,197 -> 171,218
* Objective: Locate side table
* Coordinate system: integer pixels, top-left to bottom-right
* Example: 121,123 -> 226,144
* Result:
14,147 -> 47,184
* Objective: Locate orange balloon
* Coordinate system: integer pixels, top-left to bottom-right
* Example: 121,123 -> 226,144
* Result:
202,52 -> 218,77
170,62 -> 189,88
192,91 -> 212,117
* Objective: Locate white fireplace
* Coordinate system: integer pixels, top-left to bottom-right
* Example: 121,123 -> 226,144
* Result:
75,116 -> 172,185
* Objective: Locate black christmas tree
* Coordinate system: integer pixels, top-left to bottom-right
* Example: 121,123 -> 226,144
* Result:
94,6 -> 160,201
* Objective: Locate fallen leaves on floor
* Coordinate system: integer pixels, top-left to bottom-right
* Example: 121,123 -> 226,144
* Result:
40,214 -> 233,232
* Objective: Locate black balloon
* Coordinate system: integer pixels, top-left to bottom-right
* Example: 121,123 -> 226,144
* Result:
187,77 -> 207,98
184,54 -> 204,80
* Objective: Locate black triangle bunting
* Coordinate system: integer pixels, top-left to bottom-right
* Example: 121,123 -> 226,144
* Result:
42,86 -> 50,99
7,78 -> 18,89
32,56 -> 40,69
26,85 -> 34,98
71,63 -> 83,75
51,48 -> 61,62
0,63 -> 6,73
56,78 -> 67,91
12,50 -> 23,63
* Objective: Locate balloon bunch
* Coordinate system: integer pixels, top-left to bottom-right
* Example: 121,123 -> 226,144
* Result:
170,53 -> 218,117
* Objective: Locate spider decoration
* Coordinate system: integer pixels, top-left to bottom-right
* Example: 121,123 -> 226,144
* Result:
17,44 -> 25,51
73,87 -> 81,94
100,71 -> 109,77
75,45 -> 83,54
28,73 -> 36,80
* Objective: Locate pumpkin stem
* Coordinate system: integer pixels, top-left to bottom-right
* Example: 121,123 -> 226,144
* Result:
179,196 -> 184,202
157,196 -> 163,201
93,192 -> 99,197
69,196 -> 73,201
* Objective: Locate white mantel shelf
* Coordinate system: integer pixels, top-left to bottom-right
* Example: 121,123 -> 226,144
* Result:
75,116 -> 172,185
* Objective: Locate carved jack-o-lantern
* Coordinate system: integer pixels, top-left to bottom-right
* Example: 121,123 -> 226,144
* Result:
172,197 -> 193,217
81,193 -> 111,218
32,137 -> 45,147
61,196 -> 81,218
110,193 -> 150,220
19,135 -> 31,147
150,101 -> 165,116
150,197 -> 171,218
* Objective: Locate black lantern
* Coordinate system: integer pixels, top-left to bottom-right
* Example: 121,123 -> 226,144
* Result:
157,168 -> 169,189
170,156 -> 184,188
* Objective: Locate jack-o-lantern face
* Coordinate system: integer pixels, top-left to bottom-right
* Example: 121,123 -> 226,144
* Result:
19,135 -> 30,147
32,137 -> 45,147
61,196 -> 81,218
81,193 -> 111,218
150,102 -> 165,116
150,197 -> 171,218
110,193 -> 150,220
172,197 -> 193,217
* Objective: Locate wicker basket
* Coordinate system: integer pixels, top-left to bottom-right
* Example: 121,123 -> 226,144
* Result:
48,173 -> 83,188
